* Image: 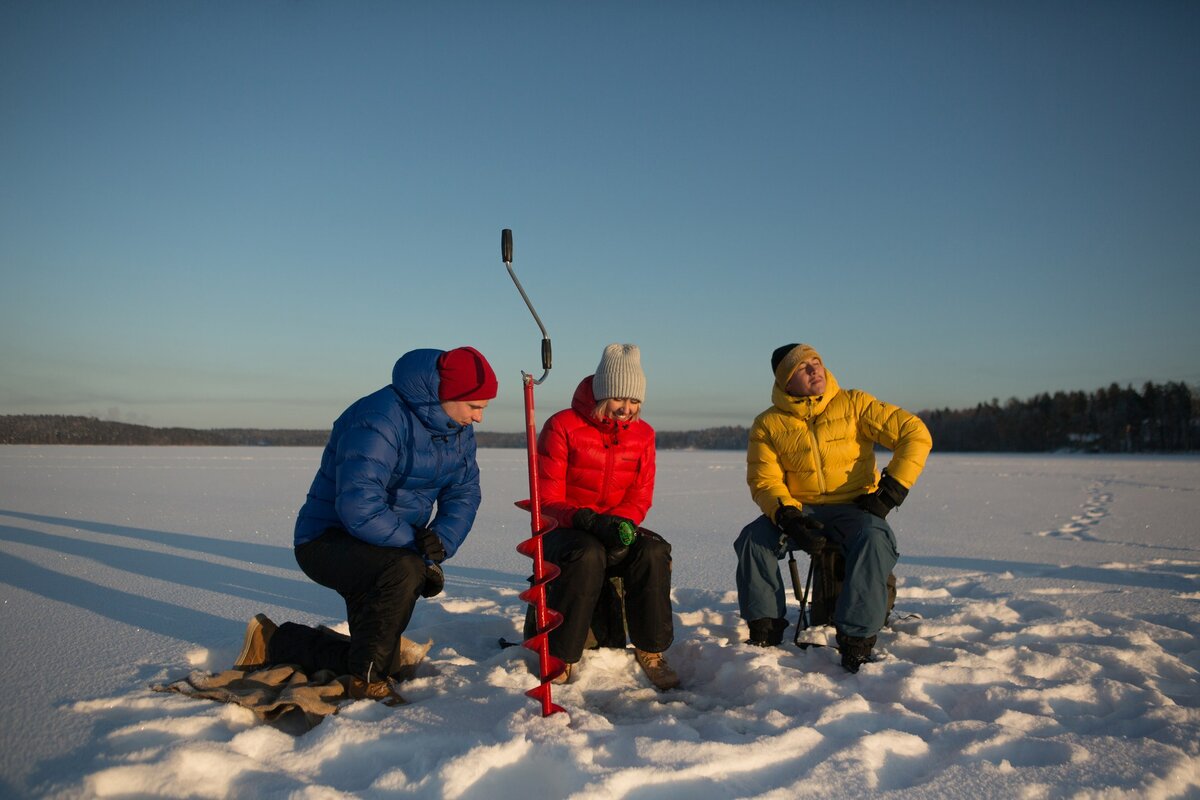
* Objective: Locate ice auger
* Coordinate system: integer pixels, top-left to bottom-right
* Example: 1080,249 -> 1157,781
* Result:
502,228 -> 567,716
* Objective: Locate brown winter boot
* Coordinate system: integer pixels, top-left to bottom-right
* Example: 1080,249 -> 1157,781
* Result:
634,648 -> 680,691
347,676 -> 407,706
550,662 -> 574,685
233,614 -> 277,670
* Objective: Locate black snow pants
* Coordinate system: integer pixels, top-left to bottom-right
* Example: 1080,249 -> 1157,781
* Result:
542,526 -> 674,664
270,526 -> 427,682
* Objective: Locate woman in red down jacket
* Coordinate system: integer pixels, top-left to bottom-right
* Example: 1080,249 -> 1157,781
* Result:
536,343 -> 679,691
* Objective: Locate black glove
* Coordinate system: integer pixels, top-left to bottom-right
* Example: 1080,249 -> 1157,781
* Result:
775,505 -> 827,555
575,509 -> 638,548
421,563 -> 444,598
572,508 -> 599,533
414,526 -> 446,564
855,471 -> 909,519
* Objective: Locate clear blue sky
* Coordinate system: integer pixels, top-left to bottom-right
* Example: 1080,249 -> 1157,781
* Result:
3,1 -> 1198,434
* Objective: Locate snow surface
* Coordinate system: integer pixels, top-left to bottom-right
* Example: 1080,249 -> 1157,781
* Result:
1,446 -> 1199,799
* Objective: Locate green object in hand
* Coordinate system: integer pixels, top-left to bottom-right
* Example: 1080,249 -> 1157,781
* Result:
616,520 -> 637,546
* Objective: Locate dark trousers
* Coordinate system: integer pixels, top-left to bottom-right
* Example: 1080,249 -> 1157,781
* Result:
271,527 -> 427,681
542,527 -> 674,663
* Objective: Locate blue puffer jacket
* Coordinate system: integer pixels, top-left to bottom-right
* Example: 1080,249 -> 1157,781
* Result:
293,349 -> 482,559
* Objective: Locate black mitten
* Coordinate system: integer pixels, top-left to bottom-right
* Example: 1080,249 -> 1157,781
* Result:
855,471 -> 909,519
414,526 -> 447,563
573,508 -> 636,563
594,515 -> 638,550
421,563 -> 444,598
572,508 -> 598,533
775,505 -> 827,555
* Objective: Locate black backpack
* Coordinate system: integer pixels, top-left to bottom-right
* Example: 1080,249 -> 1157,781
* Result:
798,548 -> 897,630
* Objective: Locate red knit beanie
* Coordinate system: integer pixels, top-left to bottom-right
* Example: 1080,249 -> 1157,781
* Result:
437,347 -> 498,401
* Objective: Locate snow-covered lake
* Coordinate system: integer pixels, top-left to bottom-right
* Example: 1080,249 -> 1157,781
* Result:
1,446 -> 1198,798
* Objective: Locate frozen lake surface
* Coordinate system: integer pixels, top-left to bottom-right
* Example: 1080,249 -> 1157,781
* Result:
1,446 -> 1198,798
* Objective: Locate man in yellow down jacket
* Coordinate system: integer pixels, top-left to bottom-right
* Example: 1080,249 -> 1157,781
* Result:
734,343 -> 932,672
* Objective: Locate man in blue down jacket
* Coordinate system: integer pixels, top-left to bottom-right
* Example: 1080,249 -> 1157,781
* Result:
233,347 -> 498,702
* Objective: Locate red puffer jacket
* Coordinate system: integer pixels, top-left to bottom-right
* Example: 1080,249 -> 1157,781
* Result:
536,376 -> 656,529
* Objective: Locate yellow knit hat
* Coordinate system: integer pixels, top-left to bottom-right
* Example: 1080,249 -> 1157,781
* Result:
771,343 -> 822,388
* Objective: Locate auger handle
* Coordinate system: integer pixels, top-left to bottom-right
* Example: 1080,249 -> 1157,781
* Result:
501,228 -> 552,382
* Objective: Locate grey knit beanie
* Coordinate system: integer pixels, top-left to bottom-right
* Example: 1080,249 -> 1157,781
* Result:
593,343 -> 646,402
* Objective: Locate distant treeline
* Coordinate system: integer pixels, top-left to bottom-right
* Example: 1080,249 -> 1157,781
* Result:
0,415 -> 330,446
920,381 -> 1198,453
2,381 -> 1197,453
0,416 -> 753,450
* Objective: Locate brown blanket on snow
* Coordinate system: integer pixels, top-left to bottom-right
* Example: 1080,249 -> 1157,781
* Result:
153,636 -> 432,734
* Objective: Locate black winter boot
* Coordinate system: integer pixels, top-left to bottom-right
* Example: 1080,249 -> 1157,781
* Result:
747,617 -> 788,647
836,632 -> 877,673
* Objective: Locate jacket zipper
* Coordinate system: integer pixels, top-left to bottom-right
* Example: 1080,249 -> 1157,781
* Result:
600,426 -> 617,502
806,400 -> 827,495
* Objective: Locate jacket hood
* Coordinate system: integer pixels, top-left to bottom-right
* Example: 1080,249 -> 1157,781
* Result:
392,349 -> 458,432
772,368 -> 841,421
571,376 -> 624,435
571,376 -> 600,420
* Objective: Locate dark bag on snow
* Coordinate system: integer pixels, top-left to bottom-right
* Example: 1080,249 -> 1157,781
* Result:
524,575 -> 628,649
806,549 -> 897,628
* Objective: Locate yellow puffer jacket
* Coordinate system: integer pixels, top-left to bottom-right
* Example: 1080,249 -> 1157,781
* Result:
747,369 -> 932,520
